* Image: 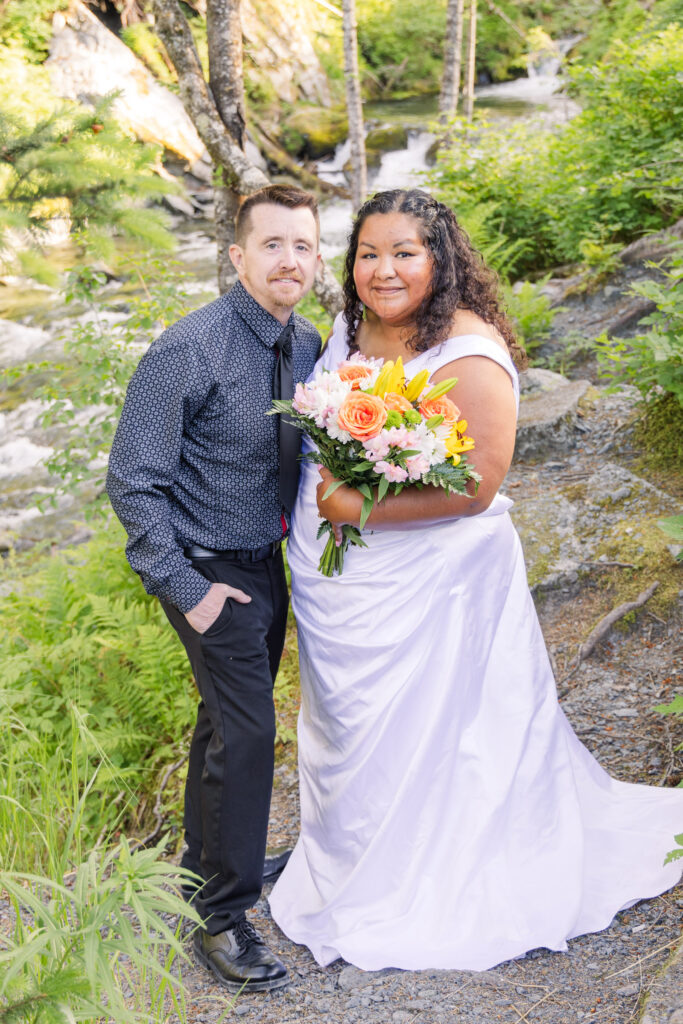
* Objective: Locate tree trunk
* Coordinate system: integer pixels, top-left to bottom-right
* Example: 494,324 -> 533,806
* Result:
463,0 -> 477,122
150,0 -> 344,311
438,0 -> 465,118
206,0 -> 246,293
342,0 -> 367,214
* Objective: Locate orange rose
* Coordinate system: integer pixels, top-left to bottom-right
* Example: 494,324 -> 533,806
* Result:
337,392 -> 388,441
419,395 -> 460,427
383,392 -> 413,413
337,363 -> 374,389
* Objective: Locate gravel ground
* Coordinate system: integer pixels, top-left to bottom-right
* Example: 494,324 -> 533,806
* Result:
168,384 -> 683,1024
171,579 -> 683,1024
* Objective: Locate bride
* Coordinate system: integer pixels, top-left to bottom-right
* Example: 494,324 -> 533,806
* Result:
268,188 -> 683,971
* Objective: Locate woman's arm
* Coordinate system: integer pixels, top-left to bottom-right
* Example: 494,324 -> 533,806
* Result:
316,354 -> 517,530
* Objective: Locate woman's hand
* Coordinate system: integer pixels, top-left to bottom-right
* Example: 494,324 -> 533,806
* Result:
316,467 -> 363,535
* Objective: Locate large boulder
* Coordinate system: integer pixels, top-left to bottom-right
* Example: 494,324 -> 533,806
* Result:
47,2 -> 209,174
515,368 -> 592,461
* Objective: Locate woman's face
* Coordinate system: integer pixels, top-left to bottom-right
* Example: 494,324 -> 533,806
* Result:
353,212 -> 433,326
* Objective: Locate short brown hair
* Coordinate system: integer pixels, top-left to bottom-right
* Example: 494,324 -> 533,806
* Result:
235,185 -> 319,245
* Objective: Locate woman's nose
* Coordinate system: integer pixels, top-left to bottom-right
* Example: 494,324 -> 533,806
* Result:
375,255 -> 396,278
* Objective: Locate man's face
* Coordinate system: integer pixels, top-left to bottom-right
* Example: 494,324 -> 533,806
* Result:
229,203 -> 321,323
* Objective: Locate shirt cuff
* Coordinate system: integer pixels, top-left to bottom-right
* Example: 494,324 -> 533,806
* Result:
154,564 -> 212,614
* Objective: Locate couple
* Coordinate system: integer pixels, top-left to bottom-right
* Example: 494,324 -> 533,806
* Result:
108,185 -> 683,993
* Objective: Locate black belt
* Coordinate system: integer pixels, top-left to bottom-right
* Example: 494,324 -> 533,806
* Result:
184,541 -> 281,563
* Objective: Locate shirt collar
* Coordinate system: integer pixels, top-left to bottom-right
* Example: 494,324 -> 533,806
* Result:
228,280 -> 296,348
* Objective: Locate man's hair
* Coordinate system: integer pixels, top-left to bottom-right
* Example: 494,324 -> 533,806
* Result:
234,185 -> 319,245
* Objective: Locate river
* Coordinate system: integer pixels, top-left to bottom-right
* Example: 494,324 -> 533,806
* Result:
0,71 -> 574,552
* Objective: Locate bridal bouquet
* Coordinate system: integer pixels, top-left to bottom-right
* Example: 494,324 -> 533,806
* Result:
270,354 -> 480,576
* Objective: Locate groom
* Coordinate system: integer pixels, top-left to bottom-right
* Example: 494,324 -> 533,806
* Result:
106,185 -> 322,992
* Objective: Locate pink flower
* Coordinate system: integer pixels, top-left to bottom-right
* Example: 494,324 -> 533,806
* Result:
374,461 -> 409,483
405,453 -> 431,481
363,435 -> 391,462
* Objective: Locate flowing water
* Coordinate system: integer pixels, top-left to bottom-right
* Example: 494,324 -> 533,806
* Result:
0,68 -> 577,549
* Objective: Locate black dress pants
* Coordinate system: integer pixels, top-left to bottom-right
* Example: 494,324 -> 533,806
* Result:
161,548 -> 289,934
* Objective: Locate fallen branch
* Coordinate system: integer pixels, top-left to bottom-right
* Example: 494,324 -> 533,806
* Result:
251,120 -> 350,199
558,581 -> 660,691
133,753 -> 189,850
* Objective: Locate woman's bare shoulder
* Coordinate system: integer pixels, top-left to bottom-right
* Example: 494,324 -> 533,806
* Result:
449,310 -> 507,350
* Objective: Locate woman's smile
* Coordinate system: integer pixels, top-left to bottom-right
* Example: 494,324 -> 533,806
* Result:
353,211 -> 433,325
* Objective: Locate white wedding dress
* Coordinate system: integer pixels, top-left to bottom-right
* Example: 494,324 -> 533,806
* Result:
268,316 -> 683,972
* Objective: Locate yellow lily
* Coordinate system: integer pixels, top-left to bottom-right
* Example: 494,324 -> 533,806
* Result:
403,368 -> 430,402
371,361 -> 394,397
422,376 -> 459,402
386,356 -> 406,396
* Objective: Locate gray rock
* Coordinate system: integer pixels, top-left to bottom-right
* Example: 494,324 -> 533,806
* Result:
515,379 -> 591,461
518,367 -> 572,394
338,965 -> 375,991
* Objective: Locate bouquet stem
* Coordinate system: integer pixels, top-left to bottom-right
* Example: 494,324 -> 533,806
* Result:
317,520 -> 367,577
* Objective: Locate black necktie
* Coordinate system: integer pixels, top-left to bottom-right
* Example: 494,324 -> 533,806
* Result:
273,324 -> 299,515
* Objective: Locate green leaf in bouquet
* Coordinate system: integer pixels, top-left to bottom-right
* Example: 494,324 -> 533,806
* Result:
425,414 -> 445,430
357,482 -> 373,501
359,494 -> 374,531
343,524 -> 368,548
323,480 -> 345,500
350,460 -> 374,472
377,474 -> 390,503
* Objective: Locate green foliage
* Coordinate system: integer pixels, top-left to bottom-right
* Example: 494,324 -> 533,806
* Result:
0,522 -> 196,841
505,278 -> 562,353
432,25 -> 683,276
657,515 -> 683,561
12,258 -> 198,506
0,832 -> 201,1024
596,249 -> 683,408
296,290 -> 334,340
0,94 -> 176,278
120,23 -> 177,88
0,0 -> 67,60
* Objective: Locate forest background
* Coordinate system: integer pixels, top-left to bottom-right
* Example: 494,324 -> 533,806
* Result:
0,0 -> 682,1020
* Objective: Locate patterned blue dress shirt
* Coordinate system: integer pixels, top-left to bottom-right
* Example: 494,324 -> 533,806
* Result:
106,281 -> 321,613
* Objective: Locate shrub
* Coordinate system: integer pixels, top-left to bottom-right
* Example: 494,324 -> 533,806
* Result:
596,248 -> 683,409
432,24 -> 683,276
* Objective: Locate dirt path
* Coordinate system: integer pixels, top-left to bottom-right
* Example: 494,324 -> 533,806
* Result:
173,382 -> 683,1024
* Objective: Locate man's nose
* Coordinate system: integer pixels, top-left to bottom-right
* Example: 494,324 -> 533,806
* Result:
278,245 -> 297,267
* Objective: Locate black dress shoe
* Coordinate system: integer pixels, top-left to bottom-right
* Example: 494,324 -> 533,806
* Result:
193,918 -> 288,993
263,846 -> 292,882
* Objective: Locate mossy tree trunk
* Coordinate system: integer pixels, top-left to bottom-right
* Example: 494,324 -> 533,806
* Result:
342,0 -> 367,214
150,0 -> 343,312
207,0 -> 245,294
463,0 -> 477,122
439,0 -> 465,119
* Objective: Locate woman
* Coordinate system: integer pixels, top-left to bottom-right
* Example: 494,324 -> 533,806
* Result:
269,189 -> 682,971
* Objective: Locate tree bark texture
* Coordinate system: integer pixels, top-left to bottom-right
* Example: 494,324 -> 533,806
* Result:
207,0 -> 245,292
151,0 -> 267,193
150,0 -> 343,311
341,0 -> 367,214
463,0 -> 477,122
438,0 -> 465,118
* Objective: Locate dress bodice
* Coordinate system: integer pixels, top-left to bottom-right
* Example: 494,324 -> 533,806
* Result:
319,312 -> 520,413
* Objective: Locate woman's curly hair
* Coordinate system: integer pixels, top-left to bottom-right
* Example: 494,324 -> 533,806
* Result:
342,189 -> 526,369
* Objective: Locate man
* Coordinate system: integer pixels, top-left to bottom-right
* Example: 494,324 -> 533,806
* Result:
106,185 -> 322,993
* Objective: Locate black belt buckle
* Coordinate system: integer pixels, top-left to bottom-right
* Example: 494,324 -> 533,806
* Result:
185,541 -> 281,562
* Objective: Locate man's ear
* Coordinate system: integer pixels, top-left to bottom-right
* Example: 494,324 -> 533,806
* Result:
229,243 -> 243,274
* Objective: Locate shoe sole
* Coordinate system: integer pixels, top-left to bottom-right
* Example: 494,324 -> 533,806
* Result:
193,936 -> 289,994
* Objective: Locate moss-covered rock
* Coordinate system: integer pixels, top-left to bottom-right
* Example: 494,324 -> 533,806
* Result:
365,123 -> 408,152
281,106 -> 348,160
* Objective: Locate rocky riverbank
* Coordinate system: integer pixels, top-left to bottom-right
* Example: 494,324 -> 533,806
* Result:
162,366 -> 683,1024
